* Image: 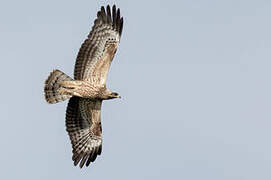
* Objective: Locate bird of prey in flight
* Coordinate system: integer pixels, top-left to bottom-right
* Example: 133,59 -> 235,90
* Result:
44,5 -> 123,168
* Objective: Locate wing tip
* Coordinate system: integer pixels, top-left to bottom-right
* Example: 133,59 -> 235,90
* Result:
96,4 -> 123,36
72,145 -> 102,168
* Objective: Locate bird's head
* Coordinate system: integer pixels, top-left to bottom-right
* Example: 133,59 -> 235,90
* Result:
109,92 -> 121,99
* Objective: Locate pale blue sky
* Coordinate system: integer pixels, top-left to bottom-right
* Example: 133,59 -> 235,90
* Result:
0,0 -> 271,179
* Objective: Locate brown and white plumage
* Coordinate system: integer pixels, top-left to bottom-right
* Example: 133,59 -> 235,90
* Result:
44,4 -> 123,168
74,5 -> 123,84
66,97 -> 102,167
44,69 -> 73,104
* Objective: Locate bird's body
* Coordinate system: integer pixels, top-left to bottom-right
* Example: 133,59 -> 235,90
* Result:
58,80 -> 119,100
44,5 -> 123,168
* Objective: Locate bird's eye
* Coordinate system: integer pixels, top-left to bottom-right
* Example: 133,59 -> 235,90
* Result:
112,93 -> 118,96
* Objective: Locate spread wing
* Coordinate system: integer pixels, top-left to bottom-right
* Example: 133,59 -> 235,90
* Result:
66,97 -> 102,168
74,5 -> 123,85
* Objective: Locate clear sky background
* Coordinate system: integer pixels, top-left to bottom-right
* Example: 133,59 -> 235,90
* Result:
0,0 -> 270,179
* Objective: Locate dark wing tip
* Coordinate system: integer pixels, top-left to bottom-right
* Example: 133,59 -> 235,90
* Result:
97,145 -> 102,155
116,8 -> 123,36
72,145 -> 102,168
119,17 -> 124,36
100,6 -> 107,22
96,5 -> 123,36
79,154 -> 89,168
73,152 -> 82,166
112,5 -> 117,28
112,4 -> 116,10
106,5 -> 112,23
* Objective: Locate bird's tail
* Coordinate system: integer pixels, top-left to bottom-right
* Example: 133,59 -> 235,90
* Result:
44,69 -> 73,104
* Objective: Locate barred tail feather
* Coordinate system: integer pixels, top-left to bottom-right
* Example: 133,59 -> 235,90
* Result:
44,69 -> 73,104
